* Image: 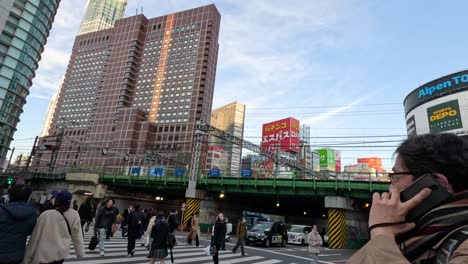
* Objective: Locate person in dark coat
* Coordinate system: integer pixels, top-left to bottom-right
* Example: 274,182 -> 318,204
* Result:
94,198 -> 118,256
149,212 -> 170,264
78,197 -> 93,235
127,204 -> 143,257
121,205 -> 132,238
232,216 -> 247,256
212,212 -> 227,264
72,200 -> 78,211
0,185 -> 37,264
167,209 -> 178,233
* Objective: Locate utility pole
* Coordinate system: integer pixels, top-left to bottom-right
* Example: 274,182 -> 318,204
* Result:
25,136 -> 38,172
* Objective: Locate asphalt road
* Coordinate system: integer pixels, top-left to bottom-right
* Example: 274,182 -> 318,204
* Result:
65,230 -> 356,264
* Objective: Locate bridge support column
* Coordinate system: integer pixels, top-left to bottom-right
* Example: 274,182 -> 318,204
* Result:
324,196 -> 354,249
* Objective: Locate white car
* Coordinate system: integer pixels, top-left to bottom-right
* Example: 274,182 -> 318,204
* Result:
287,225 -> 312,246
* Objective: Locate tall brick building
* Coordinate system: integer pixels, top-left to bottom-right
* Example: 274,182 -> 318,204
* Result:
33,5 -> 221,173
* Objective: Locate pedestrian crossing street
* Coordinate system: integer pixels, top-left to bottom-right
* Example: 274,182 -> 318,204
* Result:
65,233 -> 288,264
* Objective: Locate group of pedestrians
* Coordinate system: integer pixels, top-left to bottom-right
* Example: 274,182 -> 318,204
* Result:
0,186 -> 84,264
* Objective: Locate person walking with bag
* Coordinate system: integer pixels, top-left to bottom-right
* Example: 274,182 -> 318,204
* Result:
307,225 -> 323,264
187,212 -> 200,247
232,217 -> 247,256
148,212 -> 170,264
212,212 -> 226,264
24,190 -> 84,264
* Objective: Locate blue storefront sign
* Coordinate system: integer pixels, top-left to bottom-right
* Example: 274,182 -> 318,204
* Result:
241,169 -> 252,177
209,168 -> 220,177
175,168 -> 185,176
131,167 -> 141,176
149,167 -> 165,177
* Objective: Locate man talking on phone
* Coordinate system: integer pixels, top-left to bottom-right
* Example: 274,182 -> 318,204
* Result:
349,133 -> 468,263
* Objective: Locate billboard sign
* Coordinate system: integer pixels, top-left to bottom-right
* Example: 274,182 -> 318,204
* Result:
241,169 -> 252,177
317,148 -> 336,171
149,167 -> 165,177
175,168 -> 185,176
210,168 -> 220,177
131,167 -> 141,176
251,155 -> 274,178
261,117 -> 300,153
404,70 -> 468,114
427,99 -> 463,133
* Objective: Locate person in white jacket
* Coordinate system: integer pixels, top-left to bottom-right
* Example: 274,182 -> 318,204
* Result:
24,190 -> 84,264
307,225 -> 323,264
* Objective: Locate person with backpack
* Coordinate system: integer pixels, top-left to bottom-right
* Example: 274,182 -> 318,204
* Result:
212,212 -> 226,264
349,133 -> 468,263
0,185 -> 37,264
149,212 -> 170,264
127,204 -> 143,257
24,190 -> 84,264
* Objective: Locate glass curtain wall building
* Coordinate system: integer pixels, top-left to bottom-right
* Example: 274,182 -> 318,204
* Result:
0,0 -> 60,165
78,0 -> 127,35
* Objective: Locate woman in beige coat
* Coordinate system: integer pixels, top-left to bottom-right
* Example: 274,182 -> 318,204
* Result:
187,212 -> 200,247
307,225 -> 322,264
24,190 -> 84,264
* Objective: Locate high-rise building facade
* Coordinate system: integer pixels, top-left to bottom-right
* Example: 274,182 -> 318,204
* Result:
210,102 -> 245,175
79,0 -> 127,35
41,0 -> 127,138
33,5 -> 221,173
0,0 -> 60,165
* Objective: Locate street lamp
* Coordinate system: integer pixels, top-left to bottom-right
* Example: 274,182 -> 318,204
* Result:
219,192 -> 225,199
276,201 -> 280,207
303,211 -> 307,215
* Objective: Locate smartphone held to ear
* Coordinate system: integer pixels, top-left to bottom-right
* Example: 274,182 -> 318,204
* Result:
400,174 -> 454,222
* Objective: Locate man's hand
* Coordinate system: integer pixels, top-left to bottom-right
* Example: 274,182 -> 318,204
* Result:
369,187 -> 431,238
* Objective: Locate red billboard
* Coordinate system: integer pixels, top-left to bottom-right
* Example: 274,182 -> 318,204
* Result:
261,117 -> 300,153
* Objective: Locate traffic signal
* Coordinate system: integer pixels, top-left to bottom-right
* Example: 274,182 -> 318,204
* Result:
7,177 -> 13,185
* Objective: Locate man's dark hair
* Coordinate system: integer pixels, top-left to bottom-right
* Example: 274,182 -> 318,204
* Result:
9,184 -> 32,202
133,204 -> 140,211
396,133 -> 468,192
170,209 -> 176,213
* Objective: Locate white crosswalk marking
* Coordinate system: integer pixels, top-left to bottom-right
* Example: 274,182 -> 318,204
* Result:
63,232 -> 287,264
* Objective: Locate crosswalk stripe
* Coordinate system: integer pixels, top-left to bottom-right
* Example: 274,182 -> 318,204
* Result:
249,260 -> 283,264
210,256 -> 264,264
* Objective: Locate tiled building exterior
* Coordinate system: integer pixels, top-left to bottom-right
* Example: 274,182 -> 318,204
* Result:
33,5 -> 221,173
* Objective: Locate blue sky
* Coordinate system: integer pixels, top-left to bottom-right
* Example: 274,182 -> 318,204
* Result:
11,0 -> 468,170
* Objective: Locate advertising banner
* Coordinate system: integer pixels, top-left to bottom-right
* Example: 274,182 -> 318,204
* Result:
251,155 -> 274,178
335,151 -> 342,173
427,99 -> 463,133
317,148 -> 336,171
261,117 -> 300,153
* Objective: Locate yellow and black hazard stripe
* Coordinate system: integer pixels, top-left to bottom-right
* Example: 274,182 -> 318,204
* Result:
327,208 -> 347,249
182,198 -> 201,226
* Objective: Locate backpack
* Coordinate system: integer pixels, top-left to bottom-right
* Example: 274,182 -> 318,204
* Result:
167,233 -> 177,249
431,225 -> 468,264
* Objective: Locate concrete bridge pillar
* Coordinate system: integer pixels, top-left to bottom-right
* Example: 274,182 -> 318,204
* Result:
324,196 -> 354,249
